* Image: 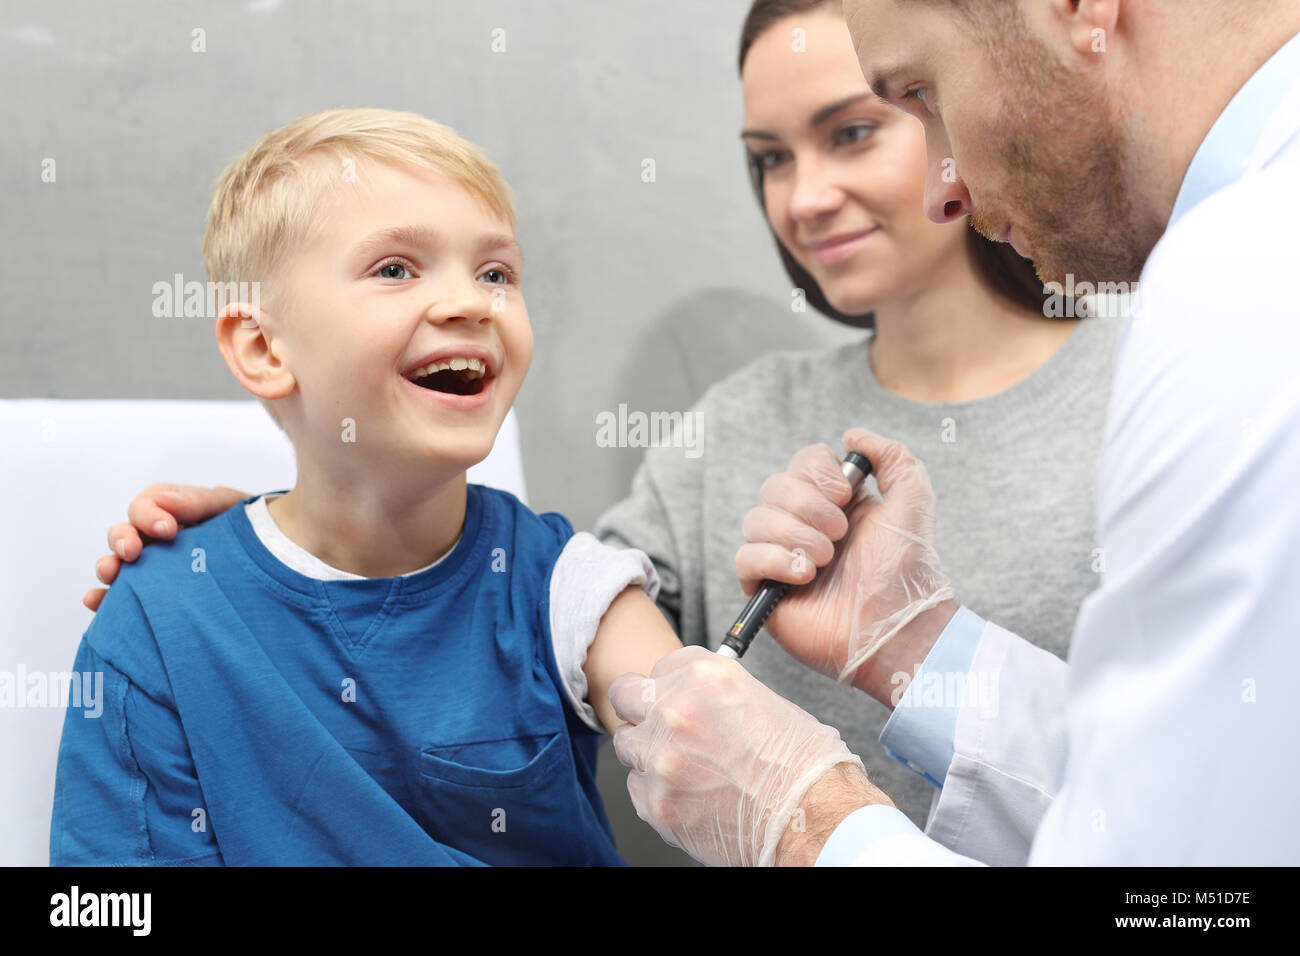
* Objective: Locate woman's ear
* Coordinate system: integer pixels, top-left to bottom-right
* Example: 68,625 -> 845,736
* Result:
215,301 -> 296,401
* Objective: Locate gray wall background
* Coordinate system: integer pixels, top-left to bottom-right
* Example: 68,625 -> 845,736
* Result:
1,0 -> 859,865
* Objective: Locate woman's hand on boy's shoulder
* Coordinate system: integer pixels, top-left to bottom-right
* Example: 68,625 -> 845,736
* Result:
82,484 -> 249,612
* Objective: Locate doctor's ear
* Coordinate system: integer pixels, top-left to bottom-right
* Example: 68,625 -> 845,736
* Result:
1065,0 -> 1121,58
215,301 -> 296,401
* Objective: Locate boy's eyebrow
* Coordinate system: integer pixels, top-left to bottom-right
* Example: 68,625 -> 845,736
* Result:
352,225 -> 523,263
482,232 -> 524,265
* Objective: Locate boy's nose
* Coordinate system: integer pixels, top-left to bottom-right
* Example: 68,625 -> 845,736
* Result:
424,283 -> 494,325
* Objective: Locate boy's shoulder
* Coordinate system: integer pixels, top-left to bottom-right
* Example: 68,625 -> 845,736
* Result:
123,504 -> 244,594
91,506 -> 238,606
466,484 -> 590,603
470,482 -> 574,549
83,507 -> 246,684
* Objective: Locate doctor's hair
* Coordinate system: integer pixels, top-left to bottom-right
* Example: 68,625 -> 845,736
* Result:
738,0 -> 1053,329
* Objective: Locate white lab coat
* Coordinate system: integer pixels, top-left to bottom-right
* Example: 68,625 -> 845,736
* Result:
834,39 -> 1300,867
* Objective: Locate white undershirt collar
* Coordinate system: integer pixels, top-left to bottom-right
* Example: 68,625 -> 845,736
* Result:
244,493 -> 458,581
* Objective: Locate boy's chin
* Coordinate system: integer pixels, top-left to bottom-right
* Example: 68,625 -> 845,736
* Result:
405,424 -> 499,471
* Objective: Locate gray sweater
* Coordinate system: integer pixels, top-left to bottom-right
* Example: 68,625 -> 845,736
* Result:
593,316 -> 1121,827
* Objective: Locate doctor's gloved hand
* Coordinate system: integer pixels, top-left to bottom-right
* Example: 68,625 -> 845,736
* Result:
736,428 -> 958,695
610,646 -> 881,867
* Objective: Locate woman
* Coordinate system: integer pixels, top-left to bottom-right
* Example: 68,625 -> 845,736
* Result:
88,0 -> 1118,833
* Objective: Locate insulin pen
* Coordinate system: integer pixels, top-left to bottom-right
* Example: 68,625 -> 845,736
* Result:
717,450 -> 872,661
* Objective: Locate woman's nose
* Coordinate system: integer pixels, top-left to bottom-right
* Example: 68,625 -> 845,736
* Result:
787,156 -> 847,222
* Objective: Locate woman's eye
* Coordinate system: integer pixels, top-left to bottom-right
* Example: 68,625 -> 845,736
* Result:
374,260 -> 412,280
752,150 -> 789,171
835,123 -> 875,146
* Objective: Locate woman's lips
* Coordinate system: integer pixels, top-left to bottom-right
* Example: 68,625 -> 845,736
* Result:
808,228 -> 878,266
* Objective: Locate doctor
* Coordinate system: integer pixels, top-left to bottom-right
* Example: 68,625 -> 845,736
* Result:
610,0 -> 1300,866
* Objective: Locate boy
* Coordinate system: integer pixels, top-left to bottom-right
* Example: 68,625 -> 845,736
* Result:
51,108 -> 682,865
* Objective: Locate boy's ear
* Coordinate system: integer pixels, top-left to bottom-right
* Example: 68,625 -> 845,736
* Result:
215,301 -> 296,402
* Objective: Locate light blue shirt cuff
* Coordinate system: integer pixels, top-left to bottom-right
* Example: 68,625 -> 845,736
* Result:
878,605 -> 986,788
815,805 -> 923,866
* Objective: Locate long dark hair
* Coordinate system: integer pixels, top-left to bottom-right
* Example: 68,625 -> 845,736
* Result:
739,0 -> 1051,328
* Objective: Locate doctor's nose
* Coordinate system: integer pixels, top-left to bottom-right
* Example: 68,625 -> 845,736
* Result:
924,156 -> 973,224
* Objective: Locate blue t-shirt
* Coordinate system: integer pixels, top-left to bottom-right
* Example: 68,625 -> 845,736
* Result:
50,484 -> 623,866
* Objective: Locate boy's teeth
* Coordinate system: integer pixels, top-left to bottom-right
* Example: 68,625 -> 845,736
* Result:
408,356 -> 487,380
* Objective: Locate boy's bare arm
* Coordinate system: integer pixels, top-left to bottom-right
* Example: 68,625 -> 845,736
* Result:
584,586 -> 683,734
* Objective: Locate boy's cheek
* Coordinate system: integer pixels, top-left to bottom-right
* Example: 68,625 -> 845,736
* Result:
505,346 -> 533,403
492,319 -> 530,393
495,366 -> 527,414
509,313 -> 535,375
515,333 -> 534,381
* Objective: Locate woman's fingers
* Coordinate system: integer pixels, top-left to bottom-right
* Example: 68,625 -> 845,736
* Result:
106,522 -> 143,562
156,485 -> 248,525
93,484 -> 250,615
126,487 -> 184,541
95,554 -> 121,585
124,483 -> 248,541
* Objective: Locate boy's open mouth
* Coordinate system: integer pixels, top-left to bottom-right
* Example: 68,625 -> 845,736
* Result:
404,357 -> 491,396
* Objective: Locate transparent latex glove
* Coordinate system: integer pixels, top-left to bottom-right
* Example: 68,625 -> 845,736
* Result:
610,646 -> 870,867
735,428 -> 955,687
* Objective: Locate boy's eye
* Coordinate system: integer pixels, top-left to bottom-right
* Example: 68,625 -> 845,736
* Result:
374,259 -> 413,280
479,266 -> 517,285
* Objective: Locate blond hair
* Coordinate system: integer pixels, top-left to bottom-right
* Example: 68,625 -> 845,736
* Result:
202,106 -> 516,298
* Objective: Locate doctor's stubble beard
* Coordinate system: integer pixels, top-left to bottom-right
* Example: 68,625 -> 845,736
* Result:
966,27 -> 1165,288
